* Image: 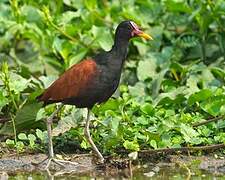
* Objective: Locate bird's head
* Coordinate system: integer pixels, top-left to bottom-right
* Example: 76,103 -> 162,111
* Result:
115,20 -> 153,41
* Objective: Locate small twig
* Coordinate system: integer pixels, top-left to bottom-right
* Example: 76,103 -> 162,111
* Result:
192,116 -> 225,127
138,144 -> 225,155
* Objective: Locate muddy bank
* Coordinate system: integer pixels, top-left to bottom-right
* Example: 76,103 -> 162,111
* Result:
0,153 -> 225,178
0,153 -> 95,173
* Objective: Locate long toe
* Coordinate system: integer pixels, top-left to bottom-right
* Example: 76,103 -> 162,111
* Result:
32,157 -> 78,170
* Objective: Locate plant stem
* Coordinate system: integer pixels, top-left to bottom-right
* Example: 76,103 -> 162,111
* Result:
10,113 -> 17,144
201,35 -> 206,63
192,115 -> 225,127
136,143 -> 225,156
42,6 -> 87,47
2,63 -> 18,111
10,0 -> 21,23
171,69 -> 179,81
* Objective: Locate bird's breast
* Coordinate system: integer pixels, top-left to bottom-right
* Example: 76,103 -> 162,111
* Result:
89,64 -> 121,103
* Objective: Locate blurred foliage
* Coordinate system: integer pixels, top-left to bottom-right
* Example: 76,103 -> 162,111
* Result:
0,0 -> 225,154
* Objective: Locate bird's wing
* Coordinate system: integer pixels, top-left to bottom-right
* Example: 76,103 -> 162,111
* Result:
38,59 -> 98,103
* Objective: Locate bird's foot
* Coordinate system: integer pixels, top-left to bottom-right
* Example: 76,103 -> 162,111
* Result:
96,154 -> 105,164
32,156 -> 78,170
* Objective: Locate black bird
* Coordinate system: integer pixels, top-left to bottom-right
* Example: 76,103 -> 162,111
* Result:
37,20 -> 152,169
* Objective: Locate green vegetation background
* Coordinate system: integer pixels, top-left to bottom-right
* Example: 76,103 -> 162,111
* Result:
0,0 -> 225,154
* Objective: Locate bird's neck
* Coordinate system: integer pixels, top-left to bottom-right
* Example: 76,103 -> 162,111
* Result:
111,37 -> 129,61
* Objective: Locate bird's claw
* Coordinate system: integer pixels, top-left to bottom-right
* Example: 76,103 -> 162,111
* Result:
32,157 -> 78,170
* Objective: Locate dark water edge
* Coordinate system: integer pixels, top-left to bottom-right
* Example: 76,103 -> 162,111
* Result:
2,163 -> 225,180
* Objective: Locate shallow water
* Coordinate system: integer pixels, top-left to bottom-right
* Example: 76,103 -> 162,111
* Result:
3,164 -> 225,180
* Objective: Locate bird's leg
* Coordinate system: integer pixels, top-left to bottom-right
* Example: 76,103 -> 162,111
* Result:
84,108 -> 104,163
33,104 -> 78,169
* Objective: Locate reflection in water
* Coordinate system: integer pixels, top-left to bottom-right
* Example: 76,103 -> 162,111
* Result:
4,163 -> 225,180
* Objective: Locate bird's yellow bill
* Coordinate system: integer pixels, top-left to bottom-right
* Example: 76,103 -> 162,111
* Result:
138,32 -> 153,40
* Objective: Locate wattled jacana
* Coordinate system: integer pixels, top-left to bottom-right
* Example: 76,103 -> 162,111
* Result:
37,20 -> 152,169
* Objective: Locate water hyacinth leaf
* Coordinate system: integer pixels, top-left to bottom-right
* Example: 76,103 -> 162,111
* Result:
36,129 -> 45,141
140,103 -> 154,116
69,49 -> 88,67
128,82 -> 146,97
123,140 -> 140,151
200,96 -> 225,117
28,134 -> 37,148
52,115 -> 78,136
84,0 -> 97,10
6,139 -> 15,147
92,98 -> 120,114
110,117 -> 120,134
133,41 -> 149,56
60,10 -> 81,25
188,89 -> 212,106
28,134 -> 36,142
180,123 -> 199,143
135,117 -> 149,125
153,87 -> 186,106
9,73 -> 30,94
0,91 -> 9,111
150,139 -> 157,149
0,102 -> 44,135
137,59 -> 157,81
52,109 -> 84,136
39,75 -> 58,89
166,0 -> 192,13
18,133 -> 28,140
211,67 -> 225,80
91,25 -> 113,51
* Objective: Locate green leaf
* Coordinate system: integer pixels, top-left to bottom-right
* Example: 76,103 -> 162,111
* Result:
81,140 -> 89,149
36,129 -> 45,142
0,90 -> 9,111
39,75 -> 58,89
137,59 -> 156,81
188,89 -> 212,106
180,124 -> 199,143
110,117 -> 120,134
15,141 -> 25,152
123,140 -> 140,151
9,73 -> 30,94
28,134 -> 36,148
0,102 -> 43,135
93,98 -> 120,114
15,102 -> 43,130
166,0 -> 191,13
84,0 -> 97,10
91,25 -> 113,51
135,117 -> 149,125
153,87 -> 186,106
133,41 -> 149,56
6,139 -> 15,147
68,49 -> 88,67
60,10 -> 81,25
150,139 -> 157,149
200,95 -> 225,117
128,82 -> 146,97
18,133 -> 28,140
28,134 -> 36,142
140,103 -> 154,116
52,109 -> 84,136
